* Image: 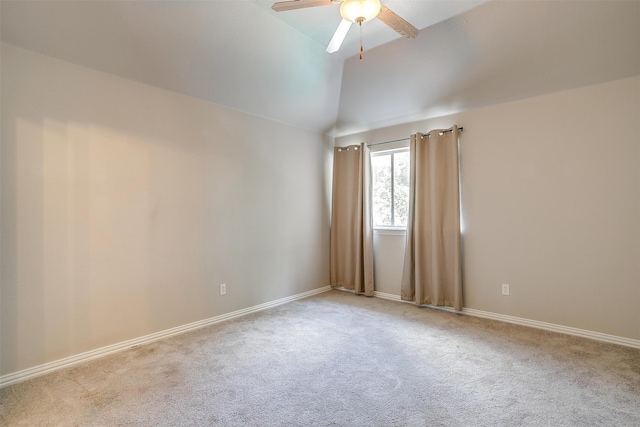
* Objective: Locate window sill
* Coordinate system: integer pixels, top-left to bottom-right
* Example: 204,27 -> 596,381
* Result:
373,228 -> 407,236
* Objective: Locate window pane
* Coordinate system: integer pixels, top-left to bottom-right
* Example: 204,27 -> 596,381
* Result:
393,151 -> 410,227
371,154 -> 392,226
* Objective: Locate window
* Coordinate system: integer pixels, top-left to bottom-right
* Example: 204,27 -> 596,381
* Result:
371,148 -> 409,228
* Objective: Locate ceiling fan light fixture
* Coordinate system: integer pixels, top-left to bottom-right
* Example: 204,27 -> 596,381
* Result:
339,0 -> 381,23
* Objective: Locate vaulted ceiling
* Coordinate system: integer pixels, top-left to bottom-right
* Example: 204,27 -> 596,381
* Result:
2,1 -> 639,137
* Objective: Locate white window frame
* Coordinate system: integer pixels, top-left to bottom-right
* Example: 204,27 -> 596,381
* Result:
371,147 -> 410,232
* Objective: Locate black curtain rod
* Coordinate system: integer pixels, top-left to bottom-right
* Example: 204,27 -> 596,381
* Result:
367,127 -> 463,147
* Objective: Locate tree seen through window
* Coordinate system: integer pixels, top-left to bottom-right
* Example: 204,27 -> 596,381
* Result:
371,149 -> 409,228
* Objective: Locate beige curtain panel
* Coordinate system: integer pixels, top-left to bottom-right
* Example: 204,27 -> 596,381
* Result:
330,143 -> 374,296
401,127 -> 463,311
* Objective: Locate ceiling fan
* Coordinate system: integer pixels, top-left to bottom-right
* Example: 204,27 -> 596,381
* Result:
272,0 -> 419,58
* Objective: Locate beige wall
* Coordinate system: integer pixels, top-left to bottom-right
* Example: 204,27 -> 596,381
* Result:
0,44 -> 332,375
337,76 -> 640,341
371,231 -> 406,296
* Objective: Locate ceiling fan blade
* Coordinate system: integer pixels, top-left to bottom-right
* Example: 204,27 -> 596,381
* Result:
377,4 -> 419,39
326,19 -> 352,53
272,0 -> 335,12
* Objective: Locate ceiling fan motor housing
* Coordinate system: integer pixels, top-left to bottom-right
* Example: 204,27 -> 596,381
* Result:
340,0 -> 381,23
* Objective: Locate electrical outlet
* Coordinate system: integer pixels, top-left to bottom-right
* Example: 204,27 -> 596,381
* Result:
501,284 -> 510,296
220,283 -> 227,295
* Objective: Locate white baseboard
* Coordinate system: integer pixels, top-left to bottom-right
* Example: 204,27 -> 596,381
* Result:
373,291 -> 405,302
460,307 -> 640,349
4,285 -> 636,389
373,290 -> 640,349
0,285 -> 331,389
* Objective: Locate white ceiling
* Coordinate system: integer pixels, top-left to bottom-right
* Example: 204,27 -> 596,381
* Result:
2,1 -> 639,136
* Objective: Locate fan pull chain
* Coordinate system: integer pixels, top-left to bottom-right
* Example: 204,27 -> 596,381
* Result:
359,20 -> 363,60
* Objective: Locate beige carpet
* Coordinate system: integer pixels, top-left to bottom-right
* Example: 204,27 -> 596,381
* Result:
1,290 -> 639,426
